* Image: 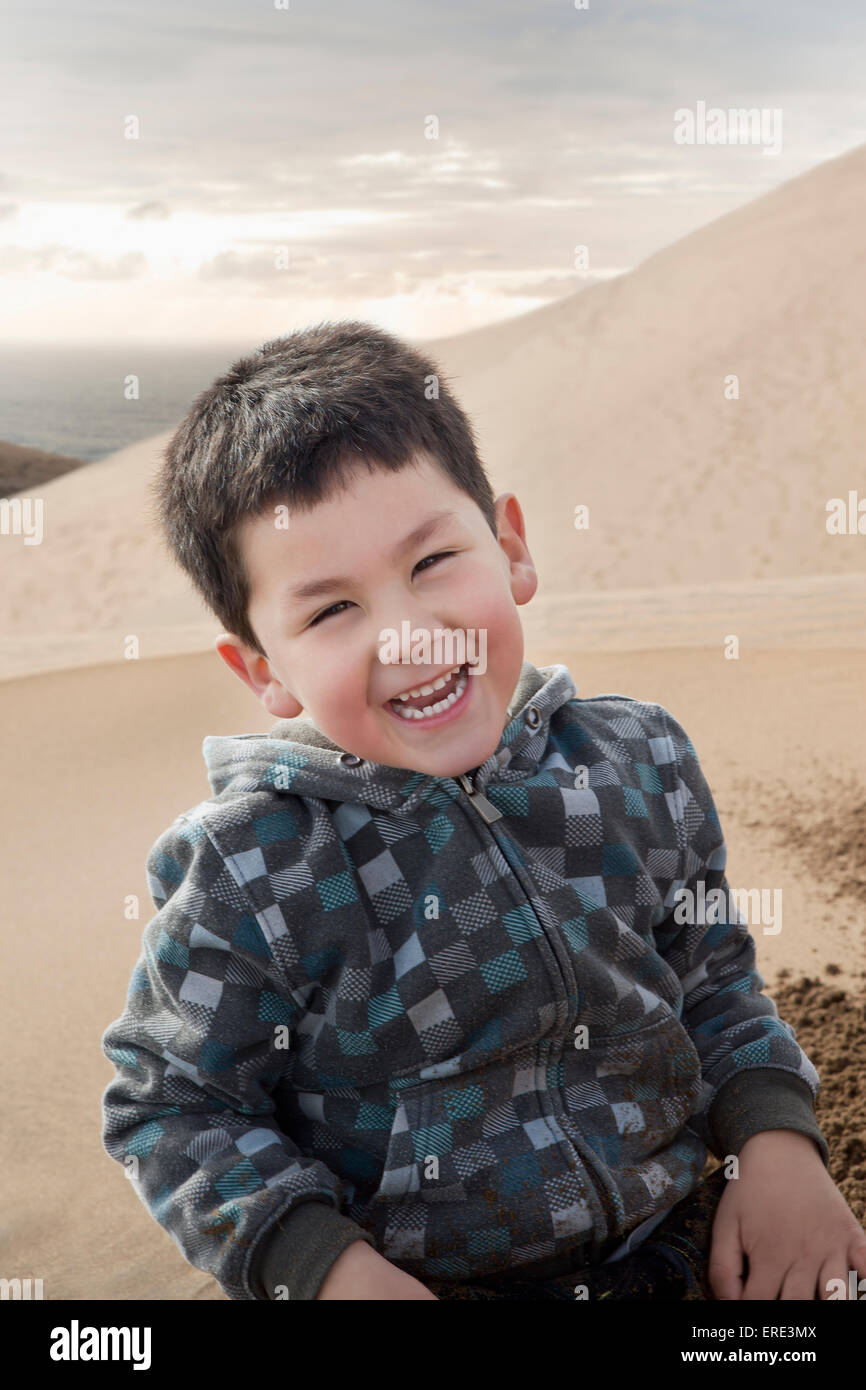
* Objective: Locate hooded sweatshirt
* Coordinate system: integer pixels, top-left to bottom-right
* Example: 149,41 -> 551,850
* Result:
101,660 -> 828,1301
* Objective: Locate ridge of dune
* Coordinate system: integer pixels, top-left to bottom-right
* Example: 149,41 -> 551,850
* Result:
0,572 -> 862,684
427,143 -> 866,357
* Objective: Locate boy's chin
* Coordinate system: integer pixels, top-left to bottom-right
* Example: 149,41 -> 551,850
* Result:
389,732 -> 506,780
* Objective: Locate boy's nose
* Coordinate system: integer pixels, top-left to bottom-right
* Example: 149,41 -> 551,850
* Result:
373,600 -> 457,666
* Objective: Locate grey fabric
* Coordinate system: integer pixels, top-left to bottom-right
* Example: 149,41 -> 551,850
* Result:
252,1199 -> 376,1301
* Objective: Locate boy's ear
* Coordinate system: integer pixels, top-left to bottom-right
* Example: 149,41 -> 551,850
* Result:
213,634 -> 303,719
493,493 -> 538,607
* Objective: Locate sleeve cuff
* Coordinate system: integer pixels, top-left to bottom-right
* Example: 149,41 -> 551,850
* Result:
250,1199 -> 377,1301
706,1068 -> 830,1169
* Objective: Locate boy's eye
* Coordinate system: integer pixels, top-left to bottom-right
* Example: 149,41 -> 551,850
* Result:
413,549 -> 455,574
307,552 -> 455,627
308,600 -> 352,627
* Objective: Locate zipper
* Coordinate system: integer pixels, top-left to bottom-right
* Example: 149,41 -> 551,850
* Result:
455,761 -> 619,1242
456,771 -> 503,824
455,767 -> 575,1022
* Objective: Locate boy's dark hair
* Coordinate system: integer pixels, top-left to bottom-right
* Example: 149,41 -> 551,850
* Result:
150,320 -> 499,657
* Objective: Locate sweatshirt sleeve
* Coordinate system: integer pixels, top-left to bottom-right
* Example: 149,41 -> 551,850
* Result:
100,810 -> 375,1301
650,709 -> 830,1169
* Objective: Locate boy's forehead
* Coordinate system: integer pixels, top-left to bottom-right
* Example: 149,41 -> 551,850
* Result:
236,453 -> 479,585
245,453 -> 470,539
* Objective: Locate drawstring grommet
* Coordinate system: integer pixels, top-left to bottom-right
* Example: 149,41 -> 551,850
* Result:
525,706 -> 541,729
339,751 -> 364,767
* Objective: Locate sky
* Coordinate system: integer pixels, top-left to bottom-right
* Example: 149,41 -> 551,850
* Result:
1,0 -> 864,345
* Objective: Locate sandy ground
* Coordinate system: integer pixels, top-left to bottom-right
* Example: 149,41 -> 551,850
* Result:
0,643 -> 862,1300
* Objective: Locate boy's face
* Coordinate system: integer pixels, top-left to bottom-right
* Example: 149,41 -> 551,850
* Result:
216,452 -> 538,779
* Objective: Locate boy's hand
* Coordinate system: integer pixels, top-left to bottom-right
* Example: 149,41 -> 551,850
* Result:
708,1129 -> 866,1300
316,1240 -> 439,1300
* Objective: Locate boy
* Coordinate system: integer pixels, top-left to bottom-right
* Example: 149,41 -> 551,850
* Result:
101,321 -> 865,1302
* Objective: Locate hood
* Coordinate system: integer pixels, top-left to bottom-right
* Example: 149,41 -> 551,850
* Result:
202,659 -> 577,817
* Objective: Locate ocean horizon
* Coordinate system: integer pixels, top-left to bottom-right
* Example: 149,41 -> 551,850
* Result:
0,341 -> 257,462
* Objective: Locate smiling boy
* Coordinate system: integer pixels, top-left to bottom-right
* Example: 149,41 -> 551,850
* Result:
216,453 -> 532,780
101,321 -> 865,1302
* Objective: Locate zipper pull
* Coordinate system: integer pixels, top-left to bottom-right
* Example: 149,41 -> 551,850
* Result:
456,772 -> 503,824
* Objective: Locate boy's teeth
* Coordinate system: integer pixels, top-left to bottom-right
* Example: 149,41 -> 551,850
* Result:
390,664 -> 469,719
394,664 -> 462,701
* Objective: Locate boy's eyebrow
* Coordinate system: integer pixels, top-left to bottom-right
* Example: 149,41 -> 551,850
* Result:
282,509 -> 462,608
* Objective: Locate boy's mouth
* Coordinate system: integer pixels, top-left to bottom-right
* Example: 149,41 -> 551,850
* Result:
385,662 -> 471,721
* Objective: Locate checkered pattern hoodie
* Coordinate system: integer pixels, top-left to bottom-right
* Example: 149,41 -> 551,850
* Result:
101,660 -> 828,1300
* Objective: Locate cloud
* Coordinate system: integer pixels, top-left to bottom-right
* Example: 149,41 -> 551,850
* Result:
198,249 -> 263,280
127,200 -> 171,220
0,244 -> 147,279
3,0 -> 866,341
65,250 -> 149,280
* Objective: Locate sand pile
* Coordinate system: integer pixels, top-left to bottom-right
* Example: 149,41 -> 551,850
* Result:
774,977 -> 866,1224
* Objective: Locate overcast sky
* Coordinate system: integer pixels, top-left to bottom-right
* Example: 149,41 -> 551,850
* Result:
1,0 -> 864,345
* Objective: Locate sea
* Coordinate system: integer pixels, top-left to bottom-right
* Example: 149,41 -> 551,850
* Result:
0,342 -> 255,462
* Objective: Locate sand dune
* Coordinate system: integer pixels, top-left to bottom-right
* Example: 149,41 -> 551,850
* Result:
429,142 -> 866,593
0,429 -> 211,653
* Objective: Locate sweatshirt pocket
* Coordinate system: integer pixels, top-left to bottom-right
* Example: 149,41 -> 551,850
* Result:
554,1011 -> 706,1233
366,1049 -> 611,1281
